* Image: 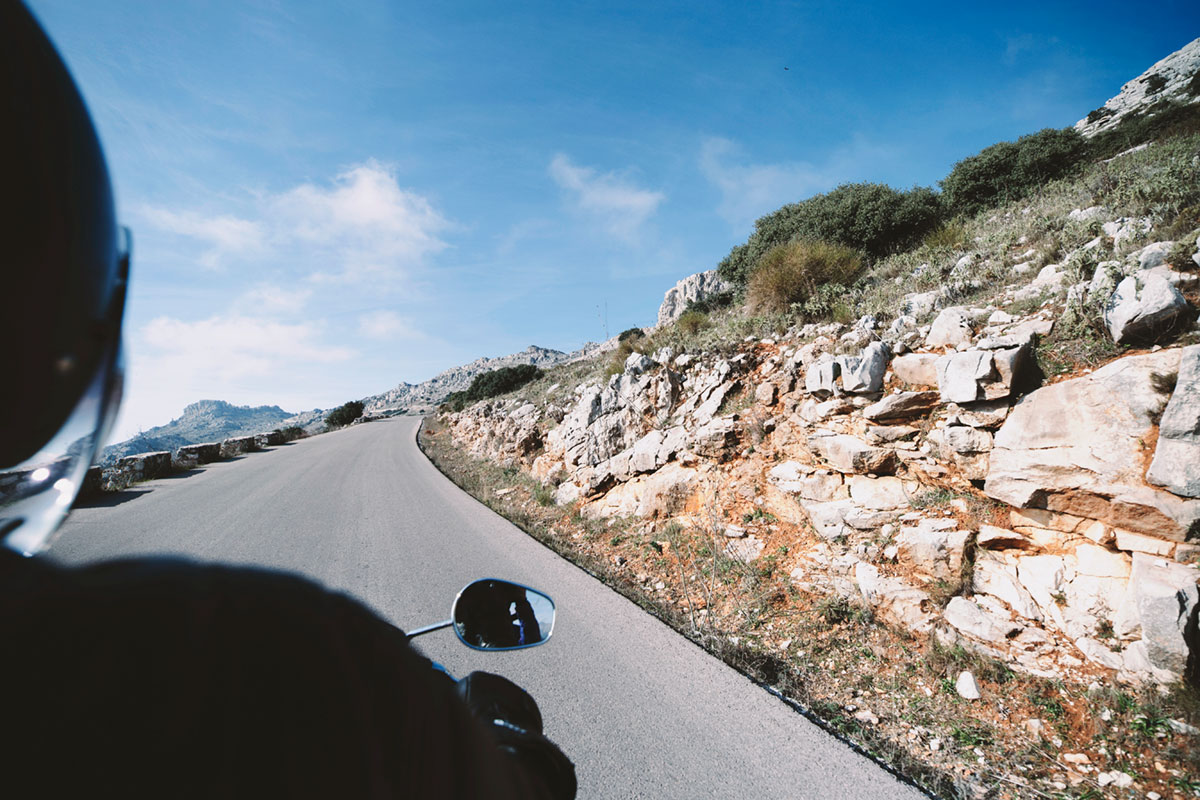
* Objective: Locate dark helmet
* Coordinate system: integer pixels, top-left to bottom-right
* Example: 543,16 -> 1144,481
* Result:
0,2 -> 128,555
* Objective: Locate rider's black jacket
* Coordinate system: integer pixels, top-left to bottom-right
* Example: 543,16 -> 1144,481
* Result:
0,549 -> 555,798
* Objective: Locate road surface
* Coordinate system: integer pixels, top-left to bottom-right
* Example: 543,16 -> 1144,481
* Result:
51,416 -> 927,799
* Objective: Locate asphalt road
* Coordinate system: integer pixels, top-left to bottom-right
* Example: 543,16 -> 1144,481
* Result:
51,416 -> 927,799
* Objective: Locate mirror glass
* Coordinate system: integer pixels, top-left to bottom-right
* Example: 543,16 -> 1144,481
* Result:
452,579 -> 555,650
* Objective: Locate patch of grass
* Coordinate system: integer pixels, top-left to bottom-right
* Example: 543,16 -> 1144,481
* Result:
745,240 -> 864,315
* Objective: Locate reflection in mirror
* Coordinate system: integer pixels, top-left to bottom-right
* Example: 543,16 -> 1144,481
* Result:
452,579 -> 555,651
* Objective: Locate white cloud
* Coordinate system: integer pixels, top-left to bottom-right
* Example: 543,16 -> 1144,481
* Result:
138,207 -> 265,269
274,161 -> 451,282
548,154 -> 665,243
357,310 -> 424,340
237,284 -> 312,315
139,161 -> 450,284
140,315 -> 354,380
699,138 -> 836,231
699,137 -> 899,232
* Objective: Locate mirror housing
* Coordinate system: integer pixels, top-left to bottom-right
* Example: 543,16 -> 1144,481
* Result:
452,579 -> 555,651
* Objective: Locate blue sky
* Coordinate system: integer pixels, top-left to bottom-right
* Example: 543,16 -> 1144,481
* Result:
26,0 -> 1199,441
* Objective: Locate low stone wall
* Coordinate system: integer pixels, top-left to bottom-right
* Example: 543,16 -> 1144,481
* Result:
176,442 -> 221,464
220,435 -> 260,458
116,451 -> 172,481
254,430 -> 285,447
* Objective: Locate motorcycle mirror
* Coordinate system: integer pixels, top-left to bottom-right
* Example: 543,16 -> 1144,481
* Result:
451,578 -> 556,651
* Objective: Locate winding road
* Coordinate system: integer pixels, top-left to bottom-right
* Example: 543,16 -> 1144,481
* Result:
51,416 -> 927,799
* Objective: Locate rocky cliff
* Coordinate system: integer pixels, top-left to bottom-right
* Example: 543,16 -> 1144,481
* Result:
439,226 -> 1200,689
103,400 -> 326,462
656,269 -> 733,327
363,345 -> 572,413
1075,37 -> 1200,137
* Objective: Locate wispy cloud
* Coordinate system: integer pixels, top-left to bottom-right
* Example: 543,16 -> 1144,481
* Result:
138,160 -> 451,284
1003,33 -> 1037,66
236,284 -> 312,315
140,315 -> 354,380
699,138 -> 836,231
548,154 -> 665,244
357,310 -> 424,340
138,207 -> 265,269
274,161 -> 451,283
699,136 -> 899,232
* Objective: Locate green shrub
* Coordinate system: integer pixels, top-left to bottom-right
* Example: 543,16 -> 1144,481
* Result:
617,327 -> 645,343
325,400 -> 365,428
684,289 -> 735,315
941,127 -> 1087,216
675,310 -> 710,335
745,240 -> 863,314
442,364 -> 544,412
1086,99 -> 1200,161
277,426 -> 306,442
923,220 -> 969,250
1143,73 -> 1167,95
717,183 -> 944,286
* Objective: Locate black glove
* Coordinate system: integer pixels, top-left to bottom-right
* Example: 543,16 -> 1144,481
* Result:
457,671 -> 577,800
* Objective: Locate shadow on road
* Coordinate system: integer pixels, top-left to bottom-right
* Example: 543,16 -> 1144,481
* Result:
73,488 -> 152,509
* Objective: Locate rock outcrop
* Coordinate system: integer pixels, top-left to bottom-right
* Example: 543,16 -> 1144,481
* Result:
656,270 -> 733,327
1074,37 -> 1200,138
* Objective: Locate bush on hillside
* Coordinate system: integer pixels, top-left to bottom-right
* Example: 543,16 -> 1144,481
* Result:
683,289 -> 735,315
617,327 -> 645,343
277,426 -> 307,442
717,183 -> 944,286
940,127 -> 1087,216
745,240 -> 863,314
325,400 -> 365,429
1086,99 -> 1200,161
442,364 -> 544,412
675,310 -> 710,335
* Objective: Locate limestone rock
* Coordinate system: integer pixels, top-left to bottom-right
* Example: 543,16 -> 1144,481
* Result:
944,597 -> 1021,644
925,307 -> 974,348
986,349 -> 1200,540
1147,344 -> 1200,498
1104,271 -> 1191,344
896,518 -> 969,581
955,671 -> 981,700
656,270 -> 732,327
804,356 -> 841,397
847,476 -> 913,510
974,551 -> 1042,620
863,391 -> 940,422
1124,553 -> 1199,679
855,561 -> 936,633
936,344 -> 1033,404
808,432 -> 898,475
1074,38 -> 1200,137
837,342 -> 890,394
891,352 -> 939,387
768,461 -> 847,502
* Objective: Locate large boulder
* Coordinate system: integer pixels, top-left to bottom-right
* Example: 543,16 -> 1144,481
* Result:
656,270 -> 732,327
985,349 -> 1200,541
1118,553 -> 1200,680
935,340 -> 1035,404
1103,271 -> 1191,344
895,518 -> 970,581
863,391 -> 940,422
837,342 -> 890,394
1146,345 -> 1200,498
807,432 -> 897,475
891,353 -> 939,387
925,307 -> 974,348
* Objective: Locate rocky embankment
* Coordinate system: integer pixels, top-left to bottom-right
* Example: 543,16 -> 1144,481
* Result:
364,345 -> 572,413
440,230 -> 1200,690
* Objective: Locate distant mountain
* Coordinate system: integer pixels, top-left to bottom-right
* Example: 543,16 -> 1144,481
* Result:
363,345 -> 573,412
102,400 -> 326,462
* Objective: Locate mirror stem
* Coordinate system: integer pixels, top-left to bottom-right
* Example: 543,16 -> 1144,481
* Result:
405,619 -> 453,640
